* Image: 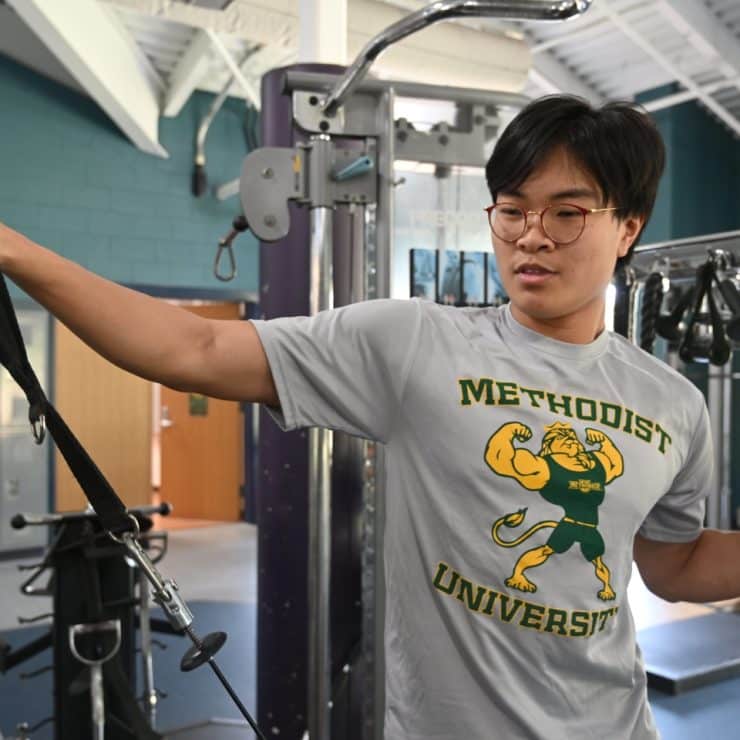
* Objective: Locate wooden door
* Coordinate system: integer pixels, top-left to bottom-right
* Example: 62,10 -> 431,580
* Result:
157,303 -> 244,521
54,322 -> 151,512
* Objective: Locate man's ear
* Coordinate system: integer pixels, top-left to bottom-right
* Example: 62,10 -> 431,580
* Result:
618,216 -> 645,258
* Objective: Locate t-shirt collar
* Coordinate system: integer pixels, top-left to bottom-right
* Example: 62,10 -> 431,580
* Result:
502,302 -> 610,361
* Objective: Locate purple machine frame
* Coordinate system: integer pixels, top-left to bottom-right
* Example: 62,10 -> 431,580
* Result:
257,63 -> 368,740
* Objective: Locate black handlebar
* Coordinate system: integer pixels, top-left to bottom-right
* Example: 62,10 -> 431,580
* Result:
11,502 -> 172,530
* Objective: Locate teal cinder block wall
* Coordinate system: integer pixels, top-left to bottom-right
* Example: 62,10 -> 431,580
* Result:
0,53 -> 258,294
642,98 -> 740,244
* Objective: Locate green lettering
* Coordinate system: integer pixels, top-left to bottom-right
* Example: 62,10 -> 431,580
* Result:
456,578 -> 488,612
496,382 -> 520,406
598,609 -> 612,631
588,611 -> 600,636
547,393 -> 572,418
433,562 -> 459,594
575,397 -> 597,421
520,387 -> 545,408
623,409 -> 634,434
480,590 -> 499,615
498,594 -> 524,623
519,602 -> 546,631
600,403 -> 622,429
459,378 -> 495,406
655,423 -> 672,454
543,608 -> 569,635
569,610 -> 591,637
634,415 -> 654,443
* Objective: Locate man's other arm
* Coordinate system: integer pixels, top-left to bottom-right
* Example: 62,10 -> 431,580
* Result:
633,531 -> 740,603
0,222 -> 278,405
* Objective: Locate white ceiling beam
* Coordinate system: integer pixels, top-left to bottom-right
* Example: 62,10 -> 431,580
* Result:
7,0 -> 167,157
530,18 -> 610,54
104,0 -> 299,45
528,47 -> 605,103
643,78 -> 740,113
659,0 -> 740,79
162,29 -> 213,118
600,0 -> 740,138
204,29 -> 261,109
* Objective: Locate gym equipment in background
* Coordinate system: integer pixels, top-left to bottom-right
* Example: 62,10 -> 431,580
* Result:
410,248 -> 506,307
2,506 -> 171,739
0,272 -> 265,740
630,231 -> 740,694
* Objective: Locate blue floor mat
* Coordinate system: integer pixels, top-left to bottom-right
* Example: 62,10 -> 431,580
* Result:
648,675 -> 740,739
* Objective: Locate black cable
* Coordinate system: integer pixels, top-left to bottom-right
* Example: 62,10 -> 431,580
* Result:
639,272 -> 664,353
678,262 -> 713,364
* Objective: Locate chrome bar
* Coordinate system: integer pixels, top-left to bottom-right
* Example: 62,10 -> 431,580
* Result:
322,0 -> 594,115
707,365 -> 733,530
369,88 -> 394,740
308,203 -> 334,740
633,229 -> 740,256
139,570 -> 157,728
286,70 -> 529,109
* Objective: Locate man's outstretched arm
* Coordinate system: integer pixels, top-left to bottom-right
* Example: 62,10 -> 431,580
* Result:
0,223 -> 278,405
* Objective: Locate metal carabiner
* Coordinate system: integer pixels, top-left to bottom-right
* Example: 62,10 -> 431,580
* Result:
31,414 -> 46,445
108,513 -> 141,545
214,239 -> 237,282
213,215 -> 249,282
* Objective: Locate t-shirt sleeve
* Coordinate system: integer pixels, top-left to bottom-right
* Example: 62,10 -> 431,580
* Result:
250,298 -> 422,443
637,393 -> 714,543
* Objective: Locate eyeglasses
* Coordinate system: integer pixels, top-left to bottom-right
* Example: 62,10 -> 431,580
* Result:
484,203 -> 620,245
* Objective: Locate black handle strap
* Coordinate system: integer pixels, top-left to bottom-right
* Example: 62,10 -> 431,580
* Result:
0,274 -> 131,534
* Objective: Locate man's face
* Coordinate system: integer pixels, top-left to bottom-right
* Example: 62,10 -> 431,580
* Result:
491,146 -> 642,341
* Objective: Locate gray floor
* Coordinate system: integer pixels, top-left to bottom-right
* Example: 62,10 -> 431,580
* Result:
0,522 -> 257,632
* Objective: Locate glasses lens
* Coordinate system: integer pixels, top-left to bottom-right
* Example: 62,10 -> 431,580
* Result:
490,204 -> 525,241
542,204 -> 585,243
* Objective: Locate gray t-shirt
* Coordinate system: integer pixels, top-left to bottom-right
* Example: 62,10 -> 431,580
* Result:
252,298 -> 713,740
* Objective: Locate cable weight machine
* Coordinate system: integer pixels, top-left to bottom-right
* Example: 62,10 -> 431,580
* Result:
626,230 -> 740,695
1,505 -> 172,740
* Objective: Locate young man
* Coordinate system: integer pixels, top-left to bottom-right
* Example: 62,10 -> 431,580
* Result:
0,95 -> 737,739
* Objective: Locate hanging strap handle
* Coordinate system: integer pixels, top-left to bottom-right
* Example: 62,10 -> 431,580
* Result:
0,273 -> 131,535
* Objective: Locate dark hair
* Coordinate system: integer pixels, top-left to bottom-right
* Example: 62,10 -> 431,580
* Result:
485,95 -> 666,271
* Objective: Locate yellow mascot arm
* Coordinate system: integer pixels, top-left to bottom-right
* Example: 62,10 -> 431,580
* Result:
484,422 -> 549,490
585,428 -> 624,483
